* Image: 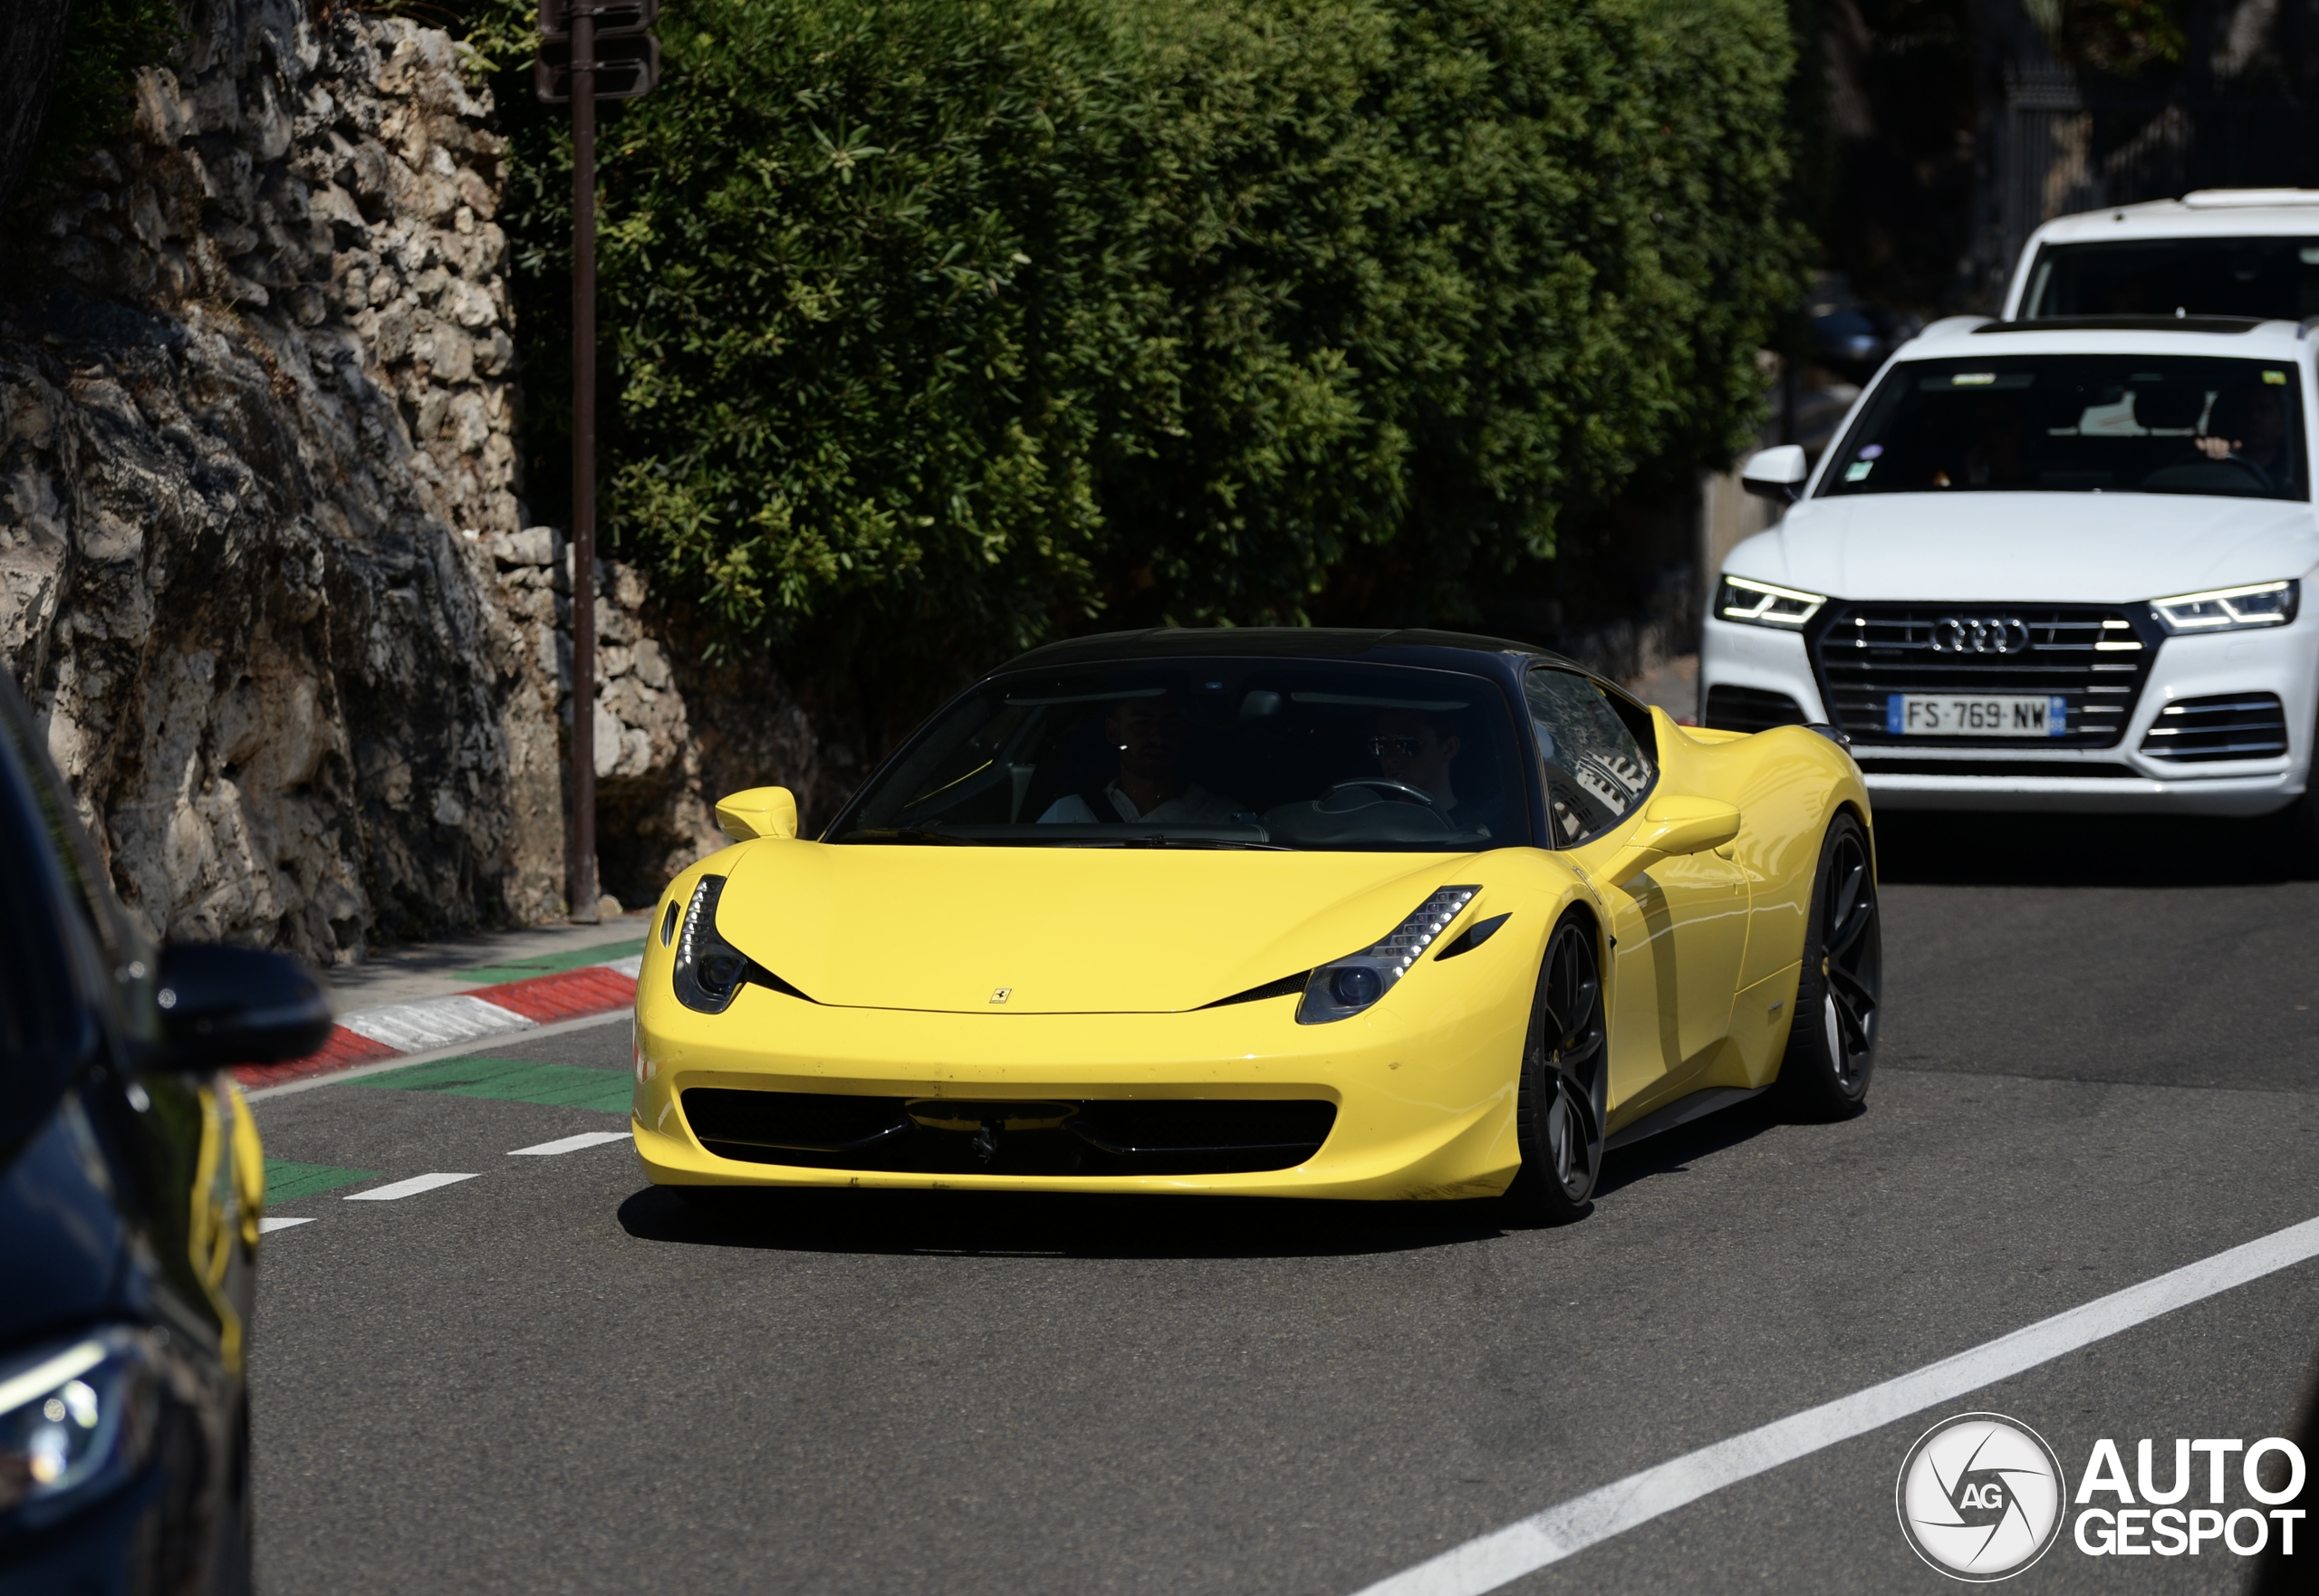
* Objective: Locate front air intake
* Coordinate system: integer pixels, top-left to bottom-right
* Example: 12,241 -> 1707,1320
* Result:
2139,693 -> 2290,764
680,1089 -> 1335,1176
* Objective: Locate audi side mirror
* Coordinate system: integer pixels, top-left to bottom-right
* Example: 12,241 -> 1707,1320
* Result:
155,944 -> 335,1070
1740,444 -> 1809,504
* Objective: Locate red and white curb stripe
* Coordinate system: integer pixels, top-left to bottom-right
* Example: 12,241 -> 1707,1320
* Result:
234,954 -> 641,1090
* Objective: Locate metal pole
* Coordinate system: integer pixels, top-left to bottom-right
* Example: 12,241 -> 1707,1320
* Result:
569,5 -> 600,922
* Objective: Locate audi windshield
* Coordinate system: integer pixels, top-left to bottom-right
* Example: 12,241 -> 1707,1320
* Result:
1821,354 -> 2308,502
2021,236 -> 2319,322
832,661 -> 1531,851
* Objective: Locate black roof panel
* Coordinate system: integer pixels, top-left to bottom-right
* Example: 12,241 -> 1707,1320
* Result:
999,626 -> 1573,672
1985,314 -> 2269,335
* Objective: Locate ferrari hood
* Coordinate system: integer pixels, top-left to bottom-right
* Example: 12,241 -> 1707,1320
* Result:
708,842 -> 1483,1014
1732,492 -> 2319,603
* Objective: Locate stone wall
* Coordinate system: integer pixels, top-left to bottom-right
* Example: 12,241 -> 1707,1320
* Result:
0,0 -> 564,960
478,525 -> 840,910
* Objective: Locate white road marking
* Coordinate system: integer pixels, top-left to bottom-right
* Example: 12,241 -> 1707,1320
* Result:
339,995 -> 532,1052
245,1009 -> 630,1102
601,955 -> 642,977
343,1172 -> 481,1202
508,1130 -> 631,1156
1350,1212 -> 2319,1596
258,1216 -> 315,1233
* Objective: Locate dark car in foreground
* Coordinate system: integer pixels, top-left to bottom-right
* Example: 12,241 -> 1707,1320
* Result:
0,673 -> 331,1594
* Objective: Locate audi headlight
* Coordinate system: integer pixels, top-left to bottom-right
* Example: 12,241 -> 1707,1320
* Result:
670,876 -> 751,1014
0,1330 -> 159,1532
1297,886 -> 1477,1025
2150,580 -> 2299,634
1715,574 -> 1827,629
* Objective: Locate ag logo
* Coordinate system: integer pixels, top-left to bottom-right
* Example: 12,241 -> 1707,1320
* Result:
1897,1413 -> 2066,1581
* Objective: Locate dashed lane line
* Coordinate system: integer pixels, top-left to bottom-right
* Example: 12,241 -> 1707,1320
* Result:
509,1130 -> 632,1156
258,1216 -> 315,1233
1348,1211 -> 2319,1596
343,1173 -> 481,1202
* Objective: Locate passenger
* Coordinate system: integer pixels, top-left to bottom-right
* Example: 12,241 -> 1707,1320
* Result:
1959,393 -> 2034,487
1371,709 -> 1464,812
1037,692 -> 1244,824
2197,383 -> 2290,487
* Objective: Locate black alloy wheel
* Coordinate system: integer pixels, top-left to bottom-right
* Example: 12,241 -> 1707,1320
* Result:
1775,811 -> 1881,1119
1508,914 -> 1608,1223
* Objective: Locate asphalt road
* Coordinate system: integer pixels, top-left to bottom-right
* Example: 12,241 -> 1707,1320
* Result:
245,811 -> 2319,1594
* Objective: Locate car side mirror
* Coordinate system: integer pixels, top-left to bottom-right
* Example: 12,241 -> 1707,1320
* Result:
1740,444 -> 1809,504
715,785 -> 800,841
1600,796 -> 1743,889
156,944 -> 335,1070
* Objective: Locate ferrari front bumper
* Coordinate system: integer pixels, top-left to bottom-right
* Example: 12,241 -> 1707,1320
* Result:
630,959 -> 1535,1201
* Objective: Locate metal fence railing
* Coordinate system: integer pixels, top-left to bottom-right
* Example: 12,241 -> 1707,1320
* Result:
2000,67 -> 2319,280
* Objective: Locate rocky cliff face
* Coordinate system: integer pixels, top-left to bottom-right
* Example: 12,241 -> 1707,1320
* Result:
1,0 -> 848,960
0,0 -> 562,960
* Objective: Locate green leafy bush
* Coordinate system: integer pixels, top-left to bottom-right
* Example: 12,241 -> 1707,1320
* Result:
479,0 -> 1804,707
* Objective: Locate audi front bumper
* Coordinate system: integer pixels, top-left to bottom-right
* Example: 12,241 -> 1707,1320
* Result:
1699,609 -> 2319,816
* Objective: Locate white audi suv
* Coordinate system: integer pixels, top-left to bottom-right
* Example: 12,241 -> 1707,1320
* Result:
1700,313 -> 2319,843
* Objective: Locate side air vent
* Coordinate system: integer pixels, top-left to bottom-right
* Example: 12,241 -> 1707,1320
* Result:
1704,685 -> 1806,734
2139,693 -> 2290,764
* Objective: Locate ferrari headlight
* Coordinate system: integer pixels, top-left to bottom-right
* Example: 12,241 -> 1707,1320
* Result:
1715,574 -> 1827,629
0,1330 -> 159,1532
671,876 -> 750,1014
2149,580 -> 2299,634
1297,886 -> 1478,1025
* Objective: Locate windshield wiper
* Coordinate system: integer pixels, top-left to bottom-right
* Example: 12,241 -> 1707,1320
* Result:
1121,834 -> 1292,851
835,826 -> 967,845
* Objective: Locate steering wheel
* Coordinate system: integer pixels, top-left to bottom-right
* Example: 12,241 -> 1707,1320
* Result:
2210,452 -> 2276,491
1323,778 -> 1444,811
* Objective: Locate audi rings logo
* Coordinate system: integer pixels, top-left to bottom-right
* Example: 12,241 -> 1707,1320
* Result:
1931,617 -> 2030,654
1897,1413 -> 2067,1581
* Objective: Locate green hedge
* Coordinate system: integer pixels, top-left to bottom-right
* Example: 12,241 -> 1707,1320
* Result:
479,0 -> 1804,697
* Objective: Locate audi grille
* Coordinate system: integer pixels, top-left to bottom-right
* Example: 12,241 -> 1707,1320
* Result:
1806,603 -> 2162,750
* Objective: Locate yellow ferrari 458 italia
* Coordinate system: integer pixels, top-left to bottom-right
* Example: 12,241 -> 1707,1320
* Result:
631,629 -> 1879,1221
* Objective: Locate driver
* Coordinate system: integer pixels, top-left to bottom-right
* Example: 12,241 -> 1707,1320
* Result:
2197,382 -> 2289,487
1038,692 -> 1244,824
1371,709 -> 1468,817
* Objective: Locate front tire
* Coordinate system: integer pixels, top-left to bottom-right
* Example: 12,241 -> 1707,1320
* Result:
2279,778 -> 2319,878
1775,810 -> 1881,1119
1506,914 -> 1608,1224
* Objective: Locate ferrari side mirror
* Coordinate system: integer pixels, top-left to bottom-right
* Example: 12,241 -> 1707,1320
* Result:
715,786 -> 800,841
155,944 -> 335,1070
1599,796 -> 1743,889
1739,444 -> 1808,504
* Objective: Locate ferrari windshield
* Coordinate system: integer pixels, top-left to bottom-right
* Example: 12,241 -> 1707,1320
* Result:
836,660 -> 1529,851
1820,354 -> 2307,501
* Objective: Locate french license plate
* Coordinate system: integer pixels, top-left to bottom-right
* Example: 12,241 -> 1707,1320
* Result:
1885,693 -> 2067,737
